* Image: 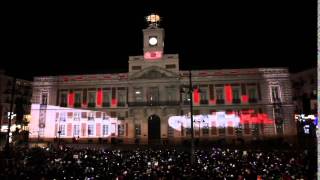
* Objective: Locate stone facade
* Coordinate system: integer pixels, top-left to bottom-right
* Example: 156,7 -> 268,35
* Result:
30,19 -> 296,144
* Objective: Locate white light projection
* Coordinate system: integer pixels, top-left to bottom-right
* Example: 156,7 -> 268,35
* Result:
168,111 -> 241,131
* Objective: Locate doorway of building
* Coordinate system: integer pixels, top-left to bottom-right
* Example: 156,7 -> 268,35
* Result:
148,115 -> 161,140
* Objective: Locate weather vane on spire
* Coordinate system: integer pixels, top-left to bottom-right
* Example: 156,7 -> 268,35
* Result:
146,13 -> 161,28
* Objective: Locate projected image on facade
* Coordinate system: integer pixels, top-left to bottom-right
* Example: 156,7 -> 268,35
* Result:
168,110 -> 274,131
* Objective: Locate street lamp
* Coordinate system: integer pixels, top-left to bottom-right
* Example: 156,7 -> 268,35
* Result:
181,70 -> 195,163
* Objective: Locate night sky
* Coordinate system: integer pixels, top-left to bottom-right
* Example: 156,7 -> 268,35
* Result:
2,1 -> 316,80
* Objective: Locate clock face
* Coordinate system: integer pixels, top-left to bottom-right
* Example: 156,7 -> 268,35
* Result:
149,37 -> 158,46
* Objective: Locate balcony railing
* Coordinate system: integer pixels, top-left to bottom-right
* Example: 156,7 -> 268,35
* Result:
128,101 -> 180,106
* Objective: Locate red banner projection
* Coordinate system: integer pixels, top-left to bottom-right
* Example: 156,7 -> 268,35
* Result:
225,85 -> 233,104
241,95 -> 249,103
239,112 -> 273,125
97,88 -> 103,107
68,91 -> 74,107
193,88 -> 199,104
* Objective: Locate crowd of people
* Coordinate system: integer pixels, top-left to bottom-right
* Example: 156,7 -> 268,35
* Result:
0,144 -> 316,179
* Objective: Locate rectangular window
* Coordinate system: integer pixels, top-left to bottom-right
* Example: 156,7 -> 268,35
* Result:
41,93 -> 48,105
244,122 -> 250,135
96,112 -> 101,118
211,121 -> 217,135
232,88 -> 240,104
166,87 -> 176,102
147,87 -> 159,103
59,124 -> 65,135
60,93 -> 67,107
248,87 -> 257,103
103,90 -> 110,107
88,112 -> 94,121
88,91 -> 96,107
132,66 -> 141,70
60,112 -> 66,122
88,124 -> 94,136
81,112 -> 87,118
216,88 -> 224,104
135,124 -> 141,136
227,121 -> 234,135
73,125 -> 80,136
202,123 -> 209,135
102,125 -> 108,136
118,124 -> 125,136
271,86 -> 281,102
134,88 -> 143,102
73,112 -> 80,121
200,89 -> 208,104
118,90 -> 126,106
165,64 -> 176,69
74,92 -> 81,107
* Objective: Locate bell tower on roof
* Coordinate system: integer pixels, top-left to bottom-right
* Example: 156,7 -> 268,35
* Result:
143,14 -> 164,60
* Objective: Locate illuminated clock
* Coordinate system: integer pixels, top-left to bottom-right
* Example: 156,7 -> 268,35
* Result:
149,37 -> 158,46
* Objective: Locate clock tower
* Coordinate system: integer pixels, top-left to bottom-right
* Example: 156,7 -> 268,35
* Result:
143,14 -> 164,60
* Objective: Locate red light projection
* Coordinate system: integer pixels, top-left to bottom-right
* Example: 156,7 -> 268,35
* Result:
241,95 -> 249,103
112,99 -> 117,106
97,88 -> 103,107
239,110 -> 273,125
209,99 -> 216,104
225,85 -> 233,104
193,88 -> 200,104
111,88 -> 117,107
144,51 -> 163,60
68,91 -> 74,107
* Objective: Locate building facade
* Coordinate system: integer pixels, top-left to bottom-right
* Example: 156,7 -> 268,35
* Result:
30,15 -> 296,144
0,70 -> 32,134
291,68 -> 317,115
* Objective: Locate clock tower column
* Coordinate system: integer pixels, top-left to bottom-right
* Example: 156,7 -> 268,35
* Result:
143,14 -> 164,60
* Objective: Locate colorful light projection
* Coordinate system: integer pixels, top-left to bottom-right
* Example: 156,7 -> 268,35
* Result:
144,51 -> 163,60
193,88 -> 200,104
68,91 -> 74,107
96,88 -> 103,107
29,104 -> 118,139
168,110 -> 274,131
225,84 -> 233,104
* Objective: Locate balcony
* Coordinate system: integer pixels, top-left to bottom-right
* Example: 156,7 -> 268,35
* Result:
128,101 -> 180,106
